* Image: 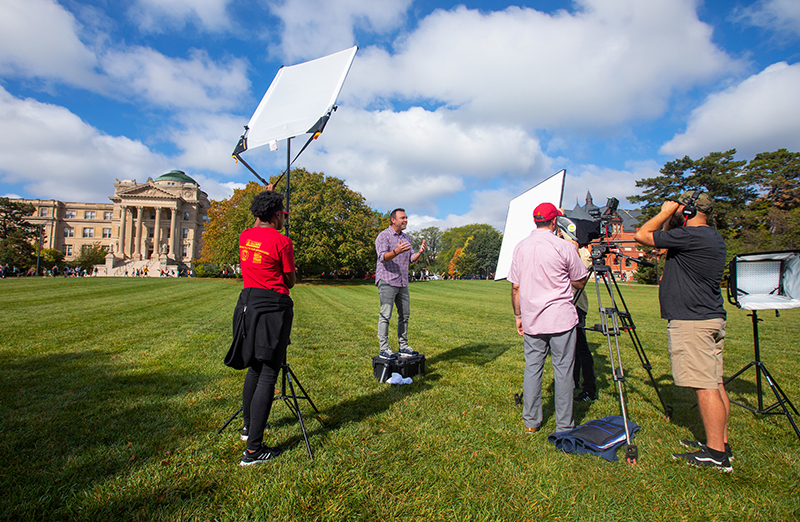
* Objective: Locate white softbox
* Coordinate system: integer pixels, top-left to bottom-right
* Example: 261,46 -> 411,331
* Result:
242,46 -> 358,152
494,170 -> 566,281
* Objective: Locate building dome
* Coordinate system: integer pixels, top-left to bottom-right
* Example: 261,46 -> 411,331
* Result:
155,170 -> 196,184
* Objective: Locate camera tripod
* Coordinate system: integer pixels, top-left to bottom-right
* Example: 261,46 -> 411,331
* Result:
580,252 -> 673,464
218,358 -> 320,459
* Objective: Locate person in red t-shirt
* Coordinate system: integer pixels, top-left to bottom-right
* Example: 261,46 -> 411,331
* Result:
235,190 -> 297,466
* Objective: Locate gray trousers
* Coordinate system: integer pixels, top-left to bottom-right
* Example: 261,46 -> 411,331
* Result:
523,327 -> 576,432
377,280 -> 410,351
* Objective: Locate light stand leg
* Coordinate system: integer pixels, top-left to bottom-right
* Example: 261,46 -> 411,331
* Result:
276,361 -> 320,460
724,311 -> 800,441
217,406 -> 243,434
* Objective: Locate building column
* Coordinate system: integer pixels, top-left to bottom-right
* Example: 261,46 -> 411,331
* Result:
169,207 -> 177,259
119,206 -> 127,258
153,207 -> 162,258
134,206 -> 143,260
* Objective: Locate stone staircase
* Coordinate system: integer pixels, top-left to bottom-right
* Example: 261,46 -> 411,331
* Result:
100,257 -> 176,277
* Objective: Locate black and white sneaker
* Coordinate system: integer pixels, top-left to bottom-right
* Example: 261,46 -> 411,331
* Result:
240,426 -> 249,441
240,445 -> 282,466
398,347 -> 419,357
379,349 -> 398,359
679,439 -> 733,461
672,447 -> 733,473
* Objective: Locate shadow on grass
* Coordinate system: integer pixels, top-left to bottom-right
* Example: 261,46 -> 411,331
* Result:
0,350 -> 213,519
263,372 -> 443,454
587,339 -> 677,425
426,342 -> 512,367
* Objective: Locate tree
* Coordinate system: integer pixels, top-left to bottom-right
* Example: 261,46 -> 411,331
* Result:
408,226 -> 442,270
0,198 -> 37,269
463,227 -> 502,277
744,149 -> 800,210
0,197 -> 36,240
0,229 -> 36,269
70,242 -> 108,271
272,169 -> 383,277
40,248 -> 65,270
629,150 -> 753,240
436,224 -> 497,274
200,170 -> 383,277
448,247 -> 464,278
199,182 -> 263,270
737,149 -> 800,251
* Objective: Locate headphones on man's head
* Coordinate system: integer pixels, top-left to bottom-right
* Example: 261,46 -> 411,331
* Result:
681,190 -> 702,220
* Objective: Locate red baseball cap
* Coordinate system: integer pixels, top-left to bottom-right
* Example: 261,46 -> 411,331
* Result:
533,202 -> 561,222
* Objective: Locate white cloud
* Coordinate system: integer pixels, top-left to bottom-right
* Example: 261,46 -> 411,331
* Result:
291,106 -> 550,214
189,175 -> 246,202
268,0 -> 412,61
734,0 -> 800,39
0,87 -> 169,202
0,0 -> 103,89
661,62 -> 800,158
100,47 -> 250,110
171,112 -> 248,175
0,0 -> 249,113
128,0 -> 234,33
345,0 -> 738,129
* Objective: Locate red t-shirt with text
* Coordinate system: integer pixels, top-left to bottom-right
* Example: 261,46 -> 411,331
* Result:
239,226 -> 295,295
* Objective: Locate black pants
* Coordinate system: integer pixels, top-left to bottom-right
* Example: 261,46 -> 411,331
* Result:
573,308 -> 596,396
242,343 -> 287,452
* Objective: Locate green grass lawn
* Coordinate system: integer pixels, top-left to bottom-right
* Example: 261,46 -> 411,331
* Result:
1,277 -> 799,521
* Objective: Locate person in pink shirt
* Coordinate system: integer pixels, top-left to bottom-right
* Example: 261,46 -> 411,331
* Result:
509,202 -> 588,433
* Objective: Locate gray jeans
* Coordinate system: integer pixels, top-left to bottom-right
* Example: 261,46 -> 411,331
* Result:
523,328 -> 576,432
377,280 -> 410,351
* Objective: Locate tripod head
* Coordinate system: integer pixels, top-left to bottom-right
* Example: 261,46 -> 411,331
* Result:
589,240 -> 654,268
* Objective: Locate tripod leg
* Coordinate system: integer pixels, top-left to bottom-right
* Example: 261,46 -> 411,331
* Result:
287,365 -> 320,413
284,367 -> 314,459
759,363 -> 800,440
217,406 -> 243,434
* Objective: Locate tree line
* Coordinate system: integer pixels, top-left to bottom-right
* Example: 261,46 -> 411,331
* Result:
6,148 -> 795,279
198,168 -> 503,279
629,148 -> 800,283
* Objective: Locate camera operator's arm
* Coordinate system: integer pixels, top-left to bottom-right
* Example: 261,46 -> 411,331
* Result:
511,283 -> 524,336
633,200 -> 680,247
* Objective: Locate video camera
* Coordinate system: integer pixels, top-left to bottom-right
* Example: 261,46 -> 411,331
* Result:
556,197 -> 653,268
556,197 -> 619,248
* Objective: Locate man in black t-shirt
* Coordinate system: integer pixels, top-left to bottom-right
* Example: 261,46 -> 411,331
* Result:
635,191 -> 732,473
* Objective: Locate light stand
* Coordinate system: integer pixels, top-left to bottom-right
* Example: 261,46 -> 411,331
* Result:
221,136 -> 321,459
725,251 -> 800,440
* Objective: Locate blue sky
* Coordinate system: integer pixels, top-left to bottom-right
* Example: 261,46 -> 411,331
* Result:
1,0 -> 799,231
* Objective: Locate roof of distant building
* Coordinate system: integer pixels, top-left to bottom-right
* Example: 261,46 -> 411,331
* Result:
155,170 -> 196,184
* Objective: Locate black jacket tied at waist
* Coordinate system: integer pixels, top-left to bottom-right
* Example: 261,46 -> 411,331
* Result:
224,287 -> 293,370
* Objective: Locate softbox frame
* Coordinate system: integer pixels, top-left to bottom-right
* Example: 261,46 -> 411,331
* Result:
238,46 -> 358,153
727,250 -> 800,310
495,170 -> 565,281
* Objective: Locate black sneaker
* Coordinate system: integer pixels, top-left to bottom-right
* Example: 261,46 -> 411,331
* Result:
240,445 -> 282,466
574,390 -> 597,402
379,349 -> 398,359
398,347 -> 419,357
679,439 -> 733,461
672,447 -> 733,473
240,426 -> 249,441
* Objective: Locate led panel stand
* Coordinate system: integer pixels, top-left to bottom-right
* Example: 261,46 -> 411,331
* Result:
726,250 -> 800,440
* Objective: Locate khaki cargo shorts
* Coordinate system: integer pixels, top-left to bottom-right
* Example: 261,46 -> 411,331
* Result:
666,318 -> 726,389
